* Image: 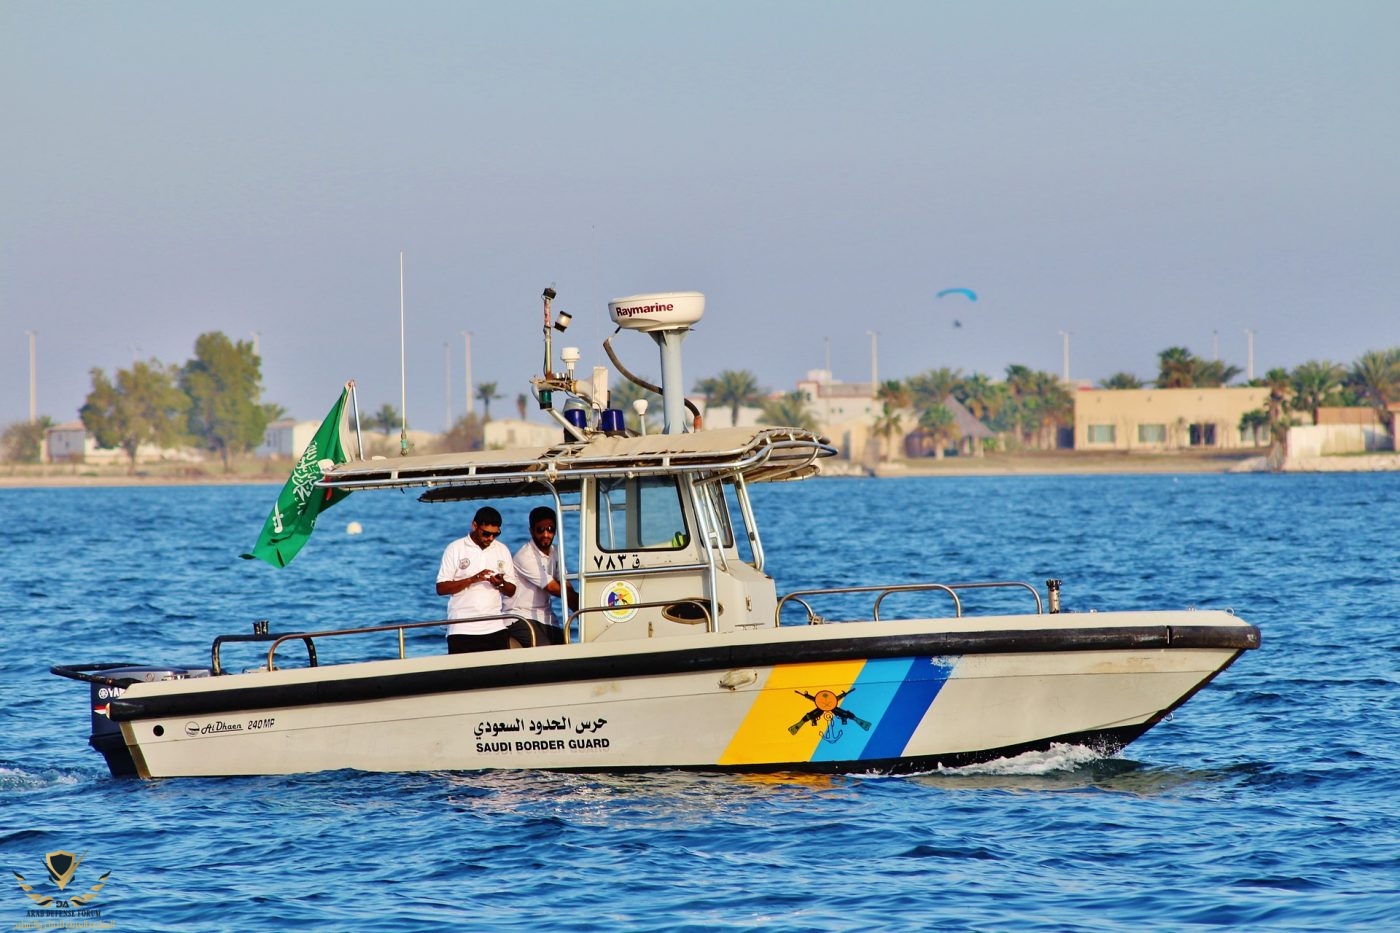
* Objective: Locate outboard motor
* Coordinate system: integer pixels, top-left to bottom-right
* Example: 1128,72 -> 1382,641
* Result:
87,666 -> 211,777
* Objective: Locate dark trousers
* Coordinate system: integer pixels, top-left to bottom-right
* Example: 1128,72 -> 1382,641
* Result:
447,631 -> 512,654
508,619 -> 566,647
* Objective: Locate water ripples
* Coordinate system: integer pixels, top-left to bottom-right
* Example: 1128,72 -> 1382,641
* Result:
3,474 -> 1399,929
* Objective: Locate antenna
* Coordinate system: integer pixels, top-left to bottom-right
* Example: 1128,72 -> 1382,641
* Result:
399,251 -> 408,456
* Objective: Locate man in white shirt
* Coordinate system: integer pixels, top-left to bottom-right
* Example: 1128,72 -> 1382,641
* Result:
508,506 -> 578,647
436,506 -> 518,653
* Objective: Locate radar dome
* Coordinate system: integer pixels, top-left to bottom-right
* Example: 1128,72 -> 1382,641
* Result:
608,292 -> 704,333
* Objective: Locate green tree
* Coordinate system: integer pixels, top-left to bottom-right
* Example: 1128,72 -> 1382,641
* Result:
1156,347 -> 1197,388
875,379 -> 912,410
1261,367 -> 1296,467
610,379 -> 663,433
476,382 -> 502,421
692,376 -> 720,422
81,360 -> 189,473
1100,372 -> 1145,389
913,404 -> 959,459
1156,347 -> 1240,388
1289,360 -> 1346,424
695,370 -> 765,427
953,372 -> 1004,425
871,403 -> 904,462
758,391 -> 818,432
432,413 -> 484,453
180,332 -> 268,471
371,403 -> 400,436
1238,408 -> 1269,447
1347,347 -> 1400,433
998,367 -> 1072,449
1,416 -> 54,463
907,368 -> 963,411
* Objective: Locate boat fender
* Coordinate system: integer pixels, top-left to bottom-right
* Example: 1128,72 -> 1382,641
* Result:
718,669 -> 759,691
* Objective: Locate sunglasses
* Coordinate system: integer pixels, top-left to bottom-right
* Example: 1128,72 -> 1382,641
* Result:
475,528 -> 500,538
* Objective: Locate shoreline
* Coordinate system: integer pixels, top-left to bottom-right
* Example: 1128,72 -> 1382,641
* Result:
4,450 -> 1398,488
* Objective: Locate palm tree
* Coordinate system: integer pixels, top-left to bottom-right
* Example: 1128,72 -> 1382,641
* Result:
954,373 -> 1006,448
476,382 -> 502,421
692,376 -> 720,422
371,403 -> 398,436
1289,360 -> 1346,424
875,379 -> 911,409
699,370 -> 766,427
1023,369 -> 1073,448
914,404 -> 959,459
1261,367 -> 1295,467
1348,348 -> 1400,433
1099,372 -> 1145,389
1238,408 -> 1269,447
609,379 -> 662,433
758,392 -> 818,432
1156,347 -> 1198,388
1195,358 -> 1243,387
871,403 -> 904,462
907,368 -> 963,411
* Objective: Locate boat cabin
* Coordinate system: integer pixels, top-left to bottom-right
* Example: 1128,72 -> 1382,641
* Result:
324,425 -> 831,642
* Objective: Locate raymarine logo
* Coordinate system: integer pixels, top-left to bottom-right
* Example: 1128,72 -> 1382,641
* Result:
613,302 -> 675,318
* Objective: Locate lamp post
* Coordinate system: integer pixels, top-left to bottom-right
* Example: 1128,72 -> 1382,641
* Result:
1058,330 -> 1071,383
1244,329 -> 1255,381
26,330 -> 37,423
866,330 -> 878,397
444,341 -> 452,430
462,331 -> 473,418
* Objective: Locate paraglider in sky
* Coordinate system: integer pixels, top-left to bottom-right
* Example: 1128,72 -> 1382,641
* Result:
937,287 -> 977,328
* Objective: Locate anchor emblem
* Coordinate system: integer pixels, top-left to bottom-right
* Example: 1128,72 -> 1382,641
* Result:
789,688 -> 872,743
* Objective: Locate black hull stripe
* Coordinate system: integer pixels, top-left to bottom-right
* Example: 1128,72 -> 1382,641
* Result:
108,624 -> 1259,722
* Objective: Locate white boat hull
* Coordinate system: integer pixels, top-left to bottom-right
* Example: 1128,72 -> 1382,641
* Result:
98,610 -> 1257,778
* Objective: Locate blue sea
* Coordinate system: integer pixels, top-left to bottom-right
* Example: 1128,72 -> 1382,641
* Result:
3,472 -> 1398,931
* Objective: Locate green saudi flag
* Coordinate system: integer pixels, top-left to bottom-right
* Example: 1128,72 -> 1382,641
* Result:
243,387 -> 352,567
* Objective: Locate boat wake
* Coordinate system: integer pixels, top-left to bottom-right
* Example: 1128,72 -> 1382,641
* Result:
939,743 -> 1109,776
0,763 -> 82,793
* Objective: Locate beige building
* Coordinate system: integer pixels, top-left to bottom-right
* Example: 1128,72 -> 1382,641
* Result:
1073,387 -> 1270,451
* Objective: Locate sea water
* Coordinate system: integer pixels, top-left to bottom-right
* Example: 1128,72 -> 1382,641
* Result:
2,473 -> 1398,931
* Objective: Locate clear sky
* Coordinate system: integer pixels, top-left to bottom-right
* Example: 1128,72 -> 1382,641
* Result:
3,1 -> 1397,429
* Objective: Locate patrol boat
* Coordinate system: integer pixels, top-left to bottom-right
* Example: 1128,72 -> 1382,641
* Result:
52,289 -> 1260,778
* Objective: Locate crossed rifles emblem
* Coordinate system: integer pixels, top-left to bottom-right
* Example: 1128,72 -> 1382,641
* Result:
789,688 -> 872,736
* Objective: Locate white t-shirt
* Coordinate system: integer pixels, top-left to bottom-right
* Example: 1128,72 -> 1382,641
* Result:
510,540 -> 563,628
437,536 -> 518,636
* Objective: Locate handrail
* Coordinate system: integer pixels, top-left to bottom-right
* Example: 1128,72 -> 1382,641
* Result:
880,581 -> 1044,617
50,662 -> 151,688
213,631 -> 318,675
566,598 -> 713,637
776,580 -> 1044,626
776,584 -> 962,624
259,613 -> 529,672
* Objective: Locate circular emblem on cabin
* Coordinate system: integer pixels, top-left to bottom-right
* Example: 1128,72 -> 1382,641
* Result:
601,581 -> 641,623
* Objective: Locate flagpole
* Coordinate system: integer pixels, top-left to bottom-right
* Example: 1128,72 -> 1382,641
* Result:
348,379 -> 364,460
399,251 -> 408,457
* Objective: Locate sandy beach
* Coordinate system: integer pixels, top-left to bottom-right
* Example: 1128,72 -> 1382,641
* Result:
5,449 -> 1396,488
